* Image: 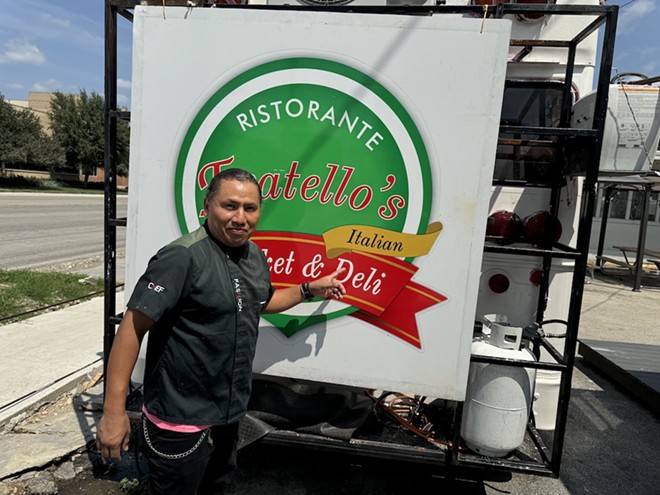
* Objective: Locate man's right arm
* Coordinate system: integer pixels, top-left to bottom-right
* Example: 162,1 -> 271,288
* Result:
96,308 -> 154,460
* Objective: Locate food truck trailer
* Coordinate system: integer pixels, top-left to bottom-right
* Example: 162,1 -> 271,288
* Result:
102,0 -> 618,477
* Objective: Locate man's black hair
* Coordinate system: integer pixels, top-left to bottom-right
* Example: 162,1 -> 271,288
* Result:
205,168 -> 263,204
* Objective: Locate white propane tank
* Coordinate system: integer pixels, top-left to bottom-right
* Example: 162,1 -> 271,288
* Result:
533,369 -> 561,430
461,318 -> 537,457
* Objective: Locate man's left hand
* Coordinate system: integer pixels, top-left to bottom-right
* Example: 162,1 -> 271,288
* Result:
310,267 -> 347,300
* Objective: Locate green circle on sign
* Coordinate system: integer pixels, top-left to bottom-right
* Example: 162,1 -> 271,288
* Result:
175,57 -> 432,240
199,84 -> 406,233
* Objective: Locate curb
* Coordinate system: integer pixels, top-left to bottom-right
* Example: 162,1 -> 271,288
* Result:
0,362 -> 103,429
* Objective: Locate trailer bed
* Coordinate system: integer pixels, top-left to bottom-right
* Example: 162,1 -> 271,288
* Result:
578,339 -> 660,416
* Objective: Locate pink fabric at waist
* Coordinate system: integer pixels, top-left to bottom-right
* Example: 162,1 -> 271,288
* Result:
142,405 -> 210,433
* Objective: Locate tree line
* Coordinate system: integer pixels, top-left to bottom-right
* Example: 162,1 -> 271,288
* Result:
0,90 -> 130,185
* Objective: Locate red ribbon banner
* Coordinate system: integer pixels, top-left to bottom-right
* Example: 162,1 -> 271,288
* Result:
252,231 -> 447,348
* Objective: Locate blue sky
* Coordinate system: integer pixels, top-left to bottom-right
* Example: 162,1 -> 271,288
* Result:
608,0 -> 660,78
0,0 -> 658,109
0,0 -> 133,106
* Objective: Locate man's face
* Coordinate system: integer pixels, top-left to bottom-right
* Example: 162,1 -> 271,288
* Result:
204,179 -> 261,247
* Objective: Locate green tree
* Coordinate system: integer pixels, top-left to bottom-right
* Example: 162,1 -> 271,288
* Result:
31,134 -> 66,170
0,94 -> 63,173
49,91 -> 104,185
116,112 -> 131,177
49,90 -> 130,185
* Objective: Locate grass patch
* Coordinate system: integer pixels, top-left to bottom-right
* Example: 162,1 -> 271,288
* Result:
0,269 -> 104,324
0,175 -> 127,194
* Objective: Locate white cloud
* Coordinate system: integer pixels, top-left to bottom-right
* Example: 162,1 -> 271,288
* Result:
0,39 -> 46,65
41,13 -> 71,29
5,83 -> 24,90
117,78 -> 132,90
618,0 -> 657,34
117,94 -> 129,106
32,78 -> 62,92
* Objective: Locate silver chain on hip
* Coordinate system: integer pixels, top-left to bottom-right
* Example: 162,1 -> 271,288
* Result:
142,415 -> 210,460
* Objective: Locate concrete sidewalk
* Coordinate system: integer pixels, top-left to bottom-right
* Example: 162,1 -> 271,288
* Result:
0,294 -> 124,427
1,276 -> 659,494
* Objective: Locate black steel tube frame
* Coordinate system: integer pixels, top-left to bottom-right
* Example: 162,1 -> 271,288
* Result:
633,184 -> 652,292
595,185 -> 615,267
549,4 -> 618,474
499,126 -> 598,137
484,243 -> 581,259
103,0 -> 118,396
532,35 -> 577,366
595,182 -> 655,292
630,75 -> 660,85
471,355 -> 565,372
103,0 -> 619,480
110,1 -> 618,17
260,428 -> 553,478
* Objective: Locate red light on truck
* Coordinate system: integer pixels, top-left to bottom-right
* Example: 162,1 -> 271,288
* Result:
487,210 -> 524,241
523,211 -> 562,245
529,269 -> 543,287
488,274 -> 510,294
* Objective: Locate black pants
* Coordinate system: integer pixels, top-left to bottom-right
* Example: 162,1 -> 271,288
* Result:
141,416 -> 239,495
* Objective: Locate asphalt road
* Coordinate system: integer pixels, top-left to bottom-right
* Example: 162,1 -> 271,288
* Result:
0,192 -> 127,271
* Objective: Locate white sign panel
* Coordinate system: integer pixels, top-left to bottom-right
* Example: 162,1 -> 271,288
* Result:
127,7 -> 510,400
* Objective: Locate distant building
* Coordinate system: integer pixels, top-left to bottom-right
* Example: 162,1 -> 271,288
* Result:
7,92 -> 56,136
590,171 -> 660,260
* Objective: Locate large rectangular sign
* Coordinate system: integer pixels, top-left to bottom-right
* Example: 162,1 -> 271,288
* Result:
127,7 -> 510,400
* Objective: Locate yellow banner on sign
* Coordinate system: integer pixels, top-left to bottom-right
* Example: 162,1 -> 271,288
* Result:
323,222 -> 443,259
